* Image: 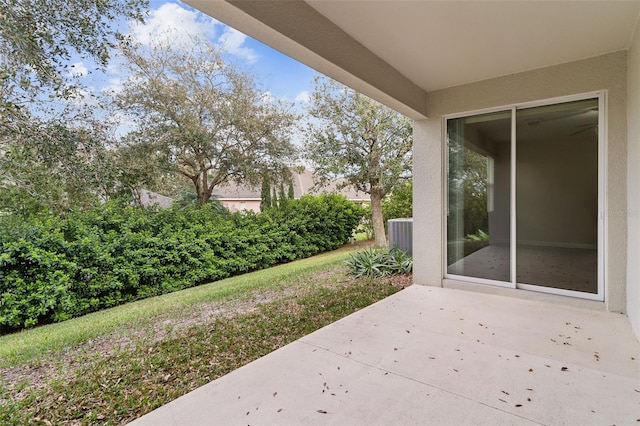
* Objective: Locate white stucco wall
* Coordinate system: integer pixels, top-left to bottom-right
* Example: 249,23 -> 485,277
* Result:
413,51 -> 628,313
627,21 -> 640,338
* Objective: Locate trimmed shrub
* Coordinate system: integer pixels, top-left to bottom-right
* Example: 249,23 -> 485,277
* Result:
0,194 -> 363,331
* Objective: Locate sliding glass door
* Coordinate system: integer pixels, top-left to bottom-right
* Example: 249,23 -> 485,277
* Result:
446,111 -> 512,284
445,95 -> 603,299
515,99 -> 599,294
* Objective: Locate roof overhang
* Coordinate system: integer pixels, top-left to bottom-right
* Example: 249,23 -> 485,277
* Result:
185,1 -> 640,120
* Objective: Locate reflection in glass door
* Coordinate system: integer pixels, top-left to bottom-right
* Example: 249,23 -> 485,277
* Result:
446,96 -> 601,298
447,111 -> 511,283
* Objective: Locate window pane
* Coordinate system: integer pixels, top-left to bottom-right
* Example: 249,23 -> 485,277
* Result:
516,99 -> 598,293
446,111 -> 511,282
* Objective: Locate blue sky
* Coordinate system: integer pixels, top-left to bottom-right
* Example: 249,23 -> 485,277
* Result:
68,1 -> 316,114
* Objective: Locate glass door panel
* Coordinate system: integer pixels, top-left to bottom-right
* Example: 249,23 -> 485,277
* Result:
446,111 -> 511,282
515,99 -> 599,293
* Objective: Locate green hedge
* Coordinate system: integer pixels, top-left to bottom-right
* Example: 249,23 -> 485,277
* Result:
0,194 -> 363,331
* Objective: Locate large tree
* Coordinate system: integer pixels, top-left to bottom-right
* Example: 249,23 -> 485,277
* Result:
115,35 -> 297,204
0,0 -> 148,214
304,76 -> 412,248
0,114 -> 123,215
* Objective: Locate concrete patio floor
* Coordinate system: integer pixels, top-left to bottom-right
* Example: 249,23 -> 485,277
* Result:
130,285 -> 640,425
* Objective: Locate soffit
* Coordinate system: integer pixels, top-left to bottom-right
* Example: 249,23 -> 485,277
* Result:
185,1 -> 640,119
306,0 -> 640,92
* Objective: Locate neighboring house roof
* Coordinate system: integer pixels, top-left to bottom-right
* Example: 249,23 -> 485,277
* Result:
212,169 -> 369,202
211,184 -> 262,200
138,189 -> 174,208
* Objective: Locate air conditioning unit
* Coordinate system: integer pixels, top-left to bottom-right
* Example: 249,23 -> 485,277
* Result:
388,218 -> 413,255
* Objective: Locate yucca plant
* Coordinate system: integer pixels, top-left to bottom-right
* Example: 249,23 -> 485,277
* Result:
345,247 -> 412,278
387,247 -> 413,275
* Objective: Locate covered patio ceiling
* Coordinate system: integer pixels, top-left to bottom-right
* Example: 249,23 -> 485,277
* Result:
184,0 -> 640,119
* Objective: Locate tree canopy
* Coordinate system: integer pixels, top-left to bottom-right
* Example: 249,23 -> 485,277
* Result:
0,0 -> 149,215
0,0 -> 147,116
115,35 -> 297,204
304,76 -> 412,247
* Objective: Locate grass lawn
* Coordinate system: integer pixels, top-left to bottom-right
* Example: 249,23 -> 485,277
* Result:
0,243 -> 409,425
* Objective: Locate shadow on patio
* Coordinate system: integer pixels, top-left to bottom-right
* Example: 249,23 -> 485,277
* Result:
130,285 -> 639,425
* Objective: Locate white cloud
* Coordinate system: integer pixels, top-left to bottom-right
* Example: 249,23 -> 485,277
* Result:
294,91 -> 311,103
129,3 -> 258,63
68,62 -> 89,78
260,91 -> 276,104
106,63 -> 123,75
101,77 -> 124,95
130,3 -> 217,47
219,27 -> 258,63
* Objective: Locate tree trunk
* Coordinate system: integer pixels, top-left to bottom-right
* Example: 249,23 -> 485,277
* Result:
370,189 -> 387,248
199,169 -> 209,204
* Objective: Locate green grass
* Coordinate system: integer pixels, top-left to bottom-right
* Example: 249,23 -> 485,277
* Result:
0,245 -> 361,368
0,242 -> 401,425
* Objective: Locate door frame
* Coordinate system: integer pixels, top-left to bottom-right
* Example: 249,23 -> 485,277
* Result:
443,91 -> 606,301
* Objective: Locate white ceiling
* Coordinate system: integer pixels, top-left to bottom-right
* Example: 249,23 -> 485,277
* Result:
307,1 -> 640,92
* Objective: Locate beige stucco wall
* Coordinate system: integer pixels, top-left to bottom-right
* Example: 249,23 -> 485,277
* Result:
222,200 -> 261,213
627,21 -> 640,338
414,51 -> 628,313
